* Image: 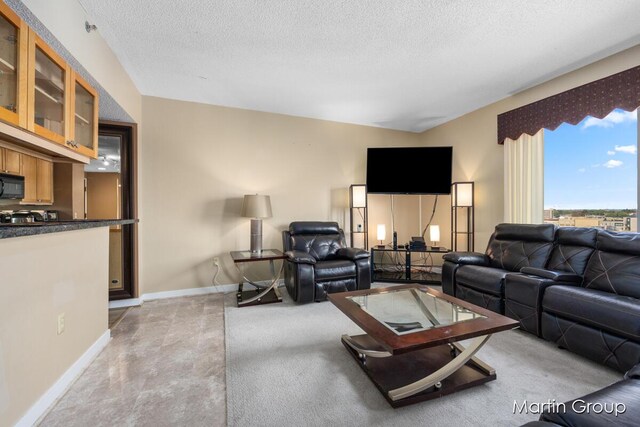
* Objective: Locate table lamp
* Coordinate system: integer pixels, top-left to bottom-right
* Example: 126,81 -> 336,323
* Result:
377,224 -> 386,248
241,194 -> 272,253
429,224 -> 440,249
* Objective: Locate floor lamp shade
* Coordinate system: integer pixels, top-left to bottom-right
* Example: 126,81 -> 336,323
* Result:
241,195 -> 272,253
350,185 -> 367,208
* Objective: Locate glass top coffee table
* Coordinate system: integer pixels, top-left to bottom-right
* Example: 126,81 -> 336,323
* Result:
328,284 -> 519,407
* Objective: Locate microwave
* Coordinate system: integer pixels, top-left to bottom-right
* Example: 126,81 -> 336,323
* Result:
0,173 -> 25,200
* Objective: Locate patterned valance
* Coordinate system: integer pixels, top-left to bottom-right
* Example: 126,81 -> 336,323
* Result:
497,65 -> 640,144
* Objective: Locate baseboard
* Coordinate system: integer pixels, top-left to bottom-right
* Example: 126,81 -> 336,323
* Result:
17,329 -> 111,427
108,298 -> 142,309
140,280 -> 283,302
141,283 -> 238,301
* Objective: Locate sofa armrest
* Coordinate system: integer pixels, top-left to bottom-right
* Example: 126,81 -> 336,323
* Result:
336,247 -> 369,261
520,267 -> 582,283
442,252 -> 490,266
284,250 -> 316,264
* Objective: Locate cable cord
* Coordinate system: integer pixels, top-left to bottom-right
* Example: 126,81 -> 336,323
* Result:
212,264 -> 221,286
421,195 -> 439,239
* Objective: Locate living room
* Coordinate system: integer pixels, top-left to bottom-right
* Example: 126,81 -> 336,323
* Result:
2,0 -> 640,426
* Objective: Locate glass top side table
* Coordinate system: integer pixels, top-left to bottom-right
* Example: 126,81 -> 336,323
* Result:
230,249 -> 286,307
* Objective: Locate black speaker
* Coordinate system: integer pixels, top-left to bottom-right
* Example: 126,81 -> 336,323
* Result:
392,231 -> 397,250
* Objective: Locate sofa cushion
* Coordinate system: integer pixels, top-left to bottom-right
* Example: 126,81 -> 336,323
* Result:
492,223 -> 556,242
289,234 -> 344,261
582,250 -> 640,299
456,265 -> 510,296
314,260 -> 356,281
598,229 -> 640,255
543,286 -> 640,342
546,227 -> 597,275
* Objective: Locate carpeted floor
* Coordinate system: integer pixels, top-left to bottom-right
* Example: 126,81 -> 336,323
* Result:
225,285 -> 620,427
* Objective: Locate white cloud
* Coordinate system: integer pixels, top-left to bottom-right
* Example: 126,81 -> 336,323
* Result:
582,110 -> 637,129
607,150 -> 616,155
614,144 -> 637,154
578,168 -> 586,173
603,159 -> 623,168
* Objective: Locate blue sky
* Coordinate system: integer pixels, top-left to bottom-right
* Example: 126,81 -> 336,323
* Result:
544,108 -> 637,209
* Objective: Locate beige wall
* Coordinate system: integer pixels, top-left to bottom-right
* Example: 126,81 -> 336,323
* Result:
0,228 -> 109,426
419,44 -> 640,247
140,96 -> 424,293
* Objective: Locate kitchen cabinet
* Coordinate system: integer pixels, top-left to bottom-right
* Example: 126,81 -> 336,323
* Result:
0,8 -> 100,161
1,147 -> 21,174
68,71 -> 98,158
21,154 -> 53,204
0,3 -> 28,128
27,29 -> 68,146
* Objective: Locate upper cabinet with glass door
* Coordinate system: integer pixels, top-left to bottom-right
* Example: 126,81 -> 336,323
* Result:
0,7 -> 98,160
69,71 -> 98,158
27,29 -> 68,146
0,3 -> 27,127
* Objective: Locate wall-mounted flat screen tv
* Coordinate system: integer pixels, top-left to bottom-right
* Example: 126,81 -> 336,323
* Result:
366,146 -> 452,194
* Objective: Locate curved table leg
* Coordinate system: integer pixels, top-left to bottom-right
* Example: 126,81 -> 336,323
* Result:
236,260 -> 284,307
387,334 -> 492,401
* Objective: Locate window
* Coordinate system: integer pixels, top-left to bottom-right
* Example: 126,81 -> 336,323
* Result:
544,108 -> 638,231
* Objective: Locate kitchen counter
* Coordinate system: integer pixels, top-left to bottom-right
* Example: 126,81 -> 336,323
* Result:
0,219 -> 138,239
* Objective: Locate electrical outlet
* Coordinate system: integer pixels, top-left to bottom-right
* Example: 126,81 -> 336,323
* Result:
57,313 -> 65,335
213,257 -> 220,266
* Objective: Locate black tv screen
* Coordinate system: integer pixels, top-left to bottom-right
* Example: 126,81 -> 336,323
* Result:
366,147 -> 452,194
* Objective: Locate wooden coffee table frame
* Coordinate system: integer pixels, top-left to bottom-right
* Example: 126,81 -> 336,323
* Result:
328,285 -> 519,407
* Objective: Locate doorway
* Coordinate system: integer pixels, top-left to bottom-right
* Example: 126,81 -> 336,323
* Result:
84,121 -> 137,300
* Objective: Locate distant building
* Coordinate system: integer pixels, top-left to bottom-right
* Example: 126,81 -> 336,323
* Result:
543,208 -> 555,220
574,217 -> 603,228
626,216 -> 637,232
600,218 -> 626,231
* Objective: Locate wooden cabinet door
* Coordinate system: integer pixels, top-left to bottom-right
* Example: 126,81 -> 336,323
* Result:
27,29 -> 68,145
21,153 -> 36,202
36,158 -> 52,203
69,71 -> 98,158
4,148 -> 21,174
0,3 -> 28,127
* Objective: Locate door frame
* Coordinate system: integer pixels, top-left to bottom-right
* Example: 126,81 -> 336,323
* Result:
99,120 -> 138,300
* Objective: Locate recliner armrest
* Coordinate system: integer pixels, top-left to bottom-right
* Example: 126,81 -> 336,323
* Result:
442,252 -> 489,266
625,364 -> 640,380
336,247 -> 369,260
520,267 -> 582,283
285,250 -> 316,264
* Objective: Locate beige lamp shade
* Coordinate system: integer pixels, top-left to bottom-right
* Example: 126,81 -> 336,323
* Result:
455,183 -> 474,207
241,194 -> 272,218
429,225 -> 441,243
377,224 -> 386,241
351,185 -> 367,208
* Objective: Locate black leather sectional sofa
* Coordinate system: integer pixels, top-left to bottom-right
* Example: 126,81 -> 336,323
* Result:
522,363 -> 640,426
443,223 -> 640,372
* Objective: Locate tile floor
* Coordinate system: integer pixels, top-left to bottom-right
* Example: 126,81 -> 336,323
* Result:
40,294 -> 227,426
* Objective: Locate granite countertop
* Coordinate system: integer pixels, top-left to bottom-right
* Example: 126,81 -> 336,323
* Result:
0,219 -> 138,239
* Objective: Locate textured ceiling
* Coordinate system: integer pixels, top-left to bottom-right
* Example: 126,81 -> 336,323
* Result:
78,0 -> 640,132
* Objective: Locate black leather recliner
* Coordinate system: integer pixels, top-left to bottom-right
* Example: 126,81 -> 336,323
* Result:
540,230 -> 640,372
442,223 -> 556,313
282,221 -> 371,303
521,364 -> 640,427
504,227 -> 598,337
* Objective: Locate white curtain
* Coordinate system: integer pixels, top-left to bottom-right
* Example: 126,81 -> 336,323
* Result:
504,129 -> 544,224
